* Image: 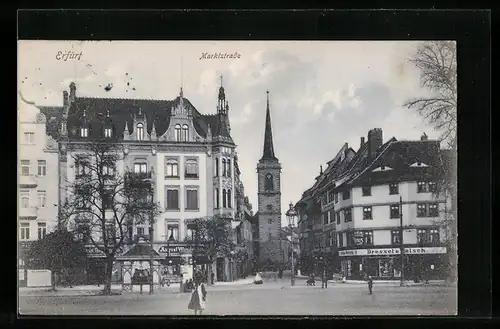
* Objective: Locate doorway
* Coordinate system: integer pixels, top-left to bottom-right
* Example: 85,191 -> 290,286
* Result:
216,258 -> 225,282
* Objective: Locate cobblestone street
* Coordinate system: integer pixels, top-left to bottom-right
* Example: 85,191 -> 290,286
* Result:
19,279 -> 457,316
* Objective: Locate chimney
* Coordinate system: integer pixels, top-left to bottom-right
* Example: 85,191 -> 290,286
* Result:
367,128 -> 383,160
360,136 -> 365,149
69,82 -> 76,102
320,165 -> 323,175
63,91 -> 68,106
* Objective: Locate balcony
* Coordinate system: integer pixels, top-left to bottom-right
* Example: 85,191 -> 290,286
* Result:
215,208 -> 234,218
19,174 -> 38,188
19,206 -> 38,219
125,172 -> 153,189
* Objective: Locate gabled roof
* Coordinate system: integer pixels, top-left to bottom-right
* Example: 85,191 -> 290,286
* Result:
38,106 -> 64,139
346,139 -> 442,186
316,147 -> 357,193
41,93 -> 234,143
122,243 -> 159,257
341,137 -> 397,181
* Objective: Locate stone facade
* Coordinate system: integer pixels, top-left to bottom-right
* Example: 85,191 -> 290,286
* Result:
18,92 -> 59,245
39,80 -> 247,282
255,91 -> 283,265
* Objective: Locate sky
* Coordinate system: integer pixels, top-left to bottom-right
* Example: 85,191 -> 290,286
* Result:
18,40 -> 444,227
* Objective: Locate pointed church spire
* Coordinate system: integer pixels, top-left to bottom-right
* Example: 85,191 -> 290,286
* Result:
261,91 -> 277,160
123,120 -> 130,140
206,124 -> 212,141
150,120 -> 157,140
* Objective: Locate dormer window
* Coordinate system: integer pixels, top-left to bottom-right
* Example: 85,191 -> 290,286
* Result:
137,123 -> 144,141
104,127 -> 112,138
80,127 -> 89,138
182,124 -> 189,141
175,124 -> 181,141
410,161 -> 430,168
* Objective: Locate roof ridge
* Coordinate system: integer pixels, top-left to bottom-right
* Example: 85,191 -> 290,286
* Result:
348,139 -> 397,183
76,96 -> 174,102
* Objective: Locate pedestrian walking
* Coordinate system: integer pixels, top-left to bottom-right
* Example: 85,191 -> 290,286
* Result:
188,278 -> 207,315
367,275 -> 373,295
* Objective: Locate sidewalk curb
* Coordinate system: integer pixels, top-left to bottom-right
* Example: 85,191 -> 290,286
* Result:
294,276 -> 452,286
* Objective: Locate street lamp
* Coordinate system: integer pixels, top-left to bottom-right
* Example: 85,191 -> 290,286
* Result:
229,250 -> 236,282
141,176 -> 156,295
285,202 -> 298,286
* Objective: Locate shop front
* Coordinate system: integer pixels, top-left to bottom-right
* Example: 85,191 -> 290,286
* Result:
339,246 -> 447,280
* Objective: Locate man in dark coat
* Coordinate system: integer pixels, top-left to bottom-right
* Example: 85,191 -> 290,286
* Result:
367,275 -> 373,295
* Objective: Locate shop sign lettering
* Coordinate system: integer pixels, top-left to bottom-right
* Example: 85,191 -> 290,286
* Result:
339,247 -> 447,257
368,248 -> 401,255
158,246 -> 189,254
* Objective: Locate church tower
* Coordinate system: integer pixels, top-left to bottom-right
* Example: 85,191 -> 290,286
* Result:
256,91 -> 282,265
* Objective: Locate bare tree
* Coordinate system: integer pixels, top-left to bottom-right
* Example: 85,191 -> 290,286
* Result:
405,41 -> 457,281
404,41 -> 457,149
62,141 -> 160,295
187,216 -> 234,283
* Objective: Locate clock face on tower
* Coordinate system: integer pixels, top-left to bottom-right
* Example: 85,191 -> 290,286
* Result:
264,173 -> 274,191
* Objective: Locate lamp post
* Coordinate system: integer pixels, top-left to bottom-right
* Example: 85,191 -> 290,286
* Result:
141,175 -> 157,295
399,196 -> 405,287
148,224 -> 154,295
285,202 -> 298,286
320,235 -> 327,289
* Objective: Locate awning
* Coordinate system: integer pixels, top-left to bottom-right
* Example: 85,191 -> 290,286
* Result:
193,255 -> 211,265
163,256 -> 184,266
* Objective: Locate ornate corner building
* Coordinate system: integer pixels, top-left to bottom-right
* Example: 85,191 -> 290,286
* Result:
21,79 -> 255,285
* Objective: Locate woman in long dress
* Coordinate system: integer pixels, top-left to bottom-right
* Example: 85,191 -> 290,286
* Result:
188,278 -> 207,315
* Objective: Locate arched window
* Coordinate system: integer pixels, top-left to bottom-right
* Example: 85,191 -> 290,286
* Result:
137,123 -> 144,141
215,158 -> 219,177
185,159 -> 198,178
174,124 -> 181,141
222,189 -> 227,208
264,173 -> 274,191
165,159 -> 179,177
227,159 -> 231,177
215,188 -> 220,208
182,124 -> 189,141
134,162 -> 147,173
222,159 -> 227,177
80,127 -> 88,138
104,127 -> 112,138
227,189 -> 232,208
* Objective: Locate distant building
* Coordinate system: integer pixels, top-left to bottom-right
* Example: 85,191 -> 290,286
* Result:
298,128 -> 451,280
230,153 -> 255,279
18,92 -> 59,284
40,80 -> 249,284
279,225 -> 300,271
296,143 -> 356,277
